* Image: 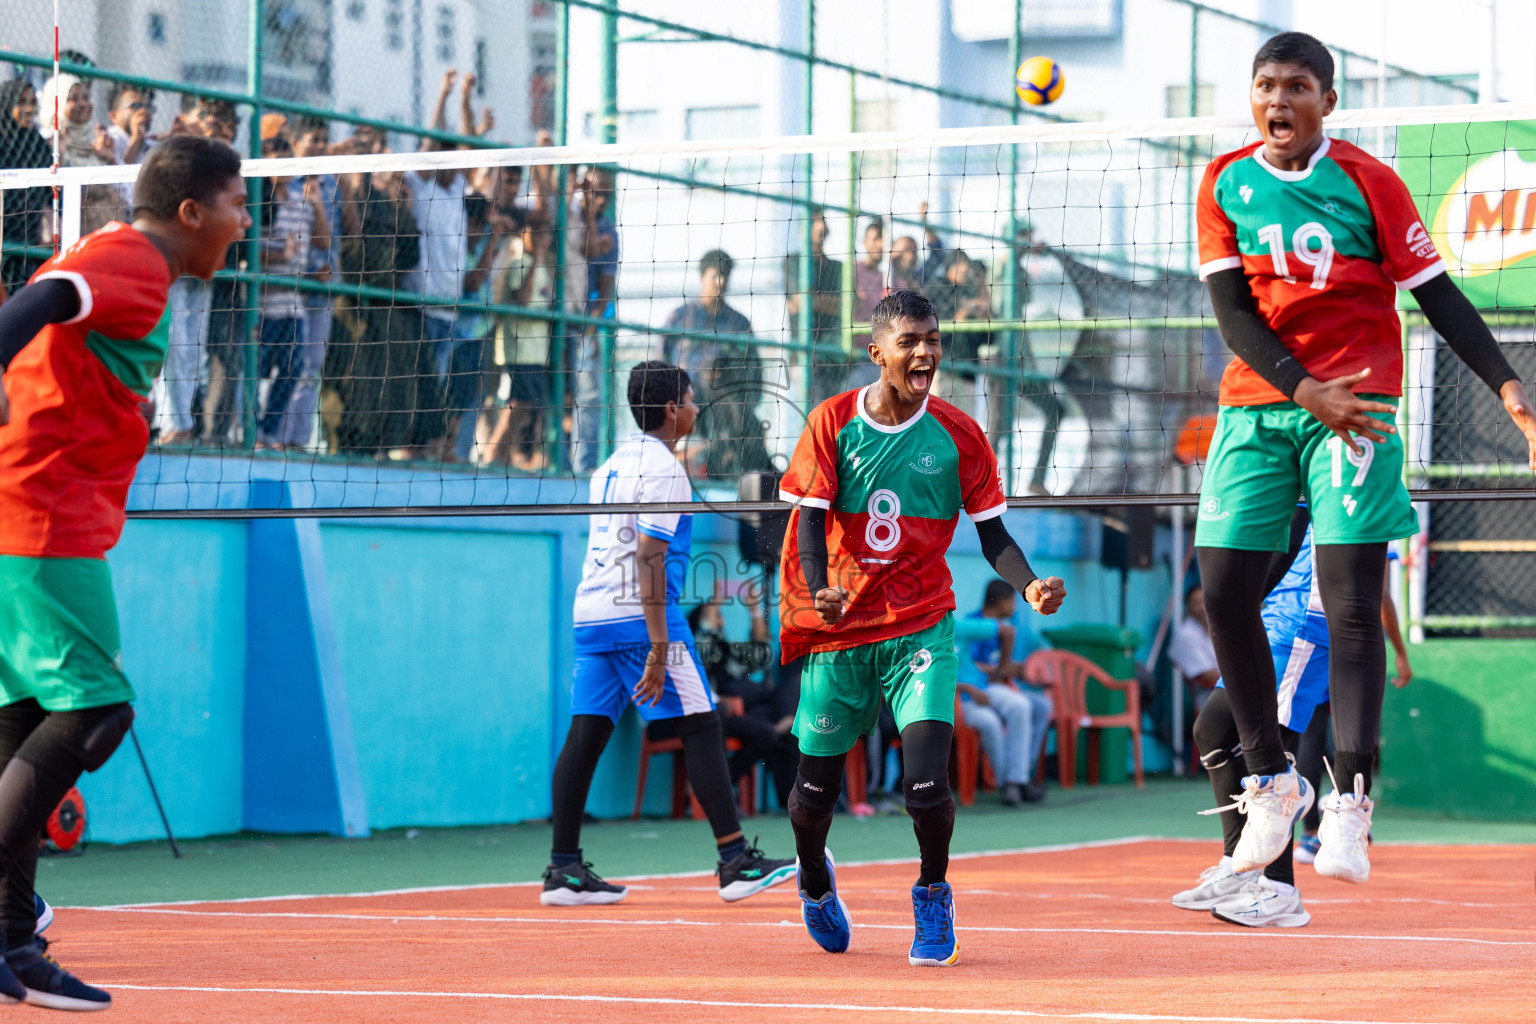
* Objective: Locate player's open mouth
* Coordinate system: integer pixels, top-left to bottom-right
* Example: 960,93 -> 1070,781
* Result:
1268,118 -> 1294,143
909,364 -> 933,392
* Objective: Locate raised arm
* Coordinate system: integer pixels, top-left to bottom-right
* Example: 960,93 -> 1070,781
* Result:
974,516 -> 1064,615
1411,272 -> 1536,472
0,279 -> 81,424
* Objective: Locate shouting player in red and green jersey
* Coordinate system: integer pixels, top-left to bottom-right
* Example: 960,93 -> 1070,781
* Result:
778,289 -> 1065,967
0,135 -> 249,1010
1194,32 -> 1536,888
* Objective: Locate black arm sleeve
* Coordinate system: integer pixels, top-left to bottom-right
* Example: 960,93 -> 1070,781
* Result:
0,279 -> 81,371
796,507 -> 830,594
975,516 -> 1039,597
1205,268 -> 1310,400
1411,272 -> 1518,396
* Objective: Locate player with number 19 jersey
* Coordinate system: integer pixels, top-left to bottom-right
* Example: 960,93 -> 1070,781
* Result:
777,386 -> 1007,660
1194,137 -> 1435,551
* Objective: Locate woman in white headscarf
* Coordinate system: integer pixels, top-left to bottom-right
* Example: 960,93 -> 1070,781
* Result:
38,73 -> 127,232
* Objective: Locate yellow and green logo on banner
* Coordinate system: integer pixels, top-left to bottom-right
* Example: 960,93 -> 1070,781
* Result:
1398,120 -> 1536,308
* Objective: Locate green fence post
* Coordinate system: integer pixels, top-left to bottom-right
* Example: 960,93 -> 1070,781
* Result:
548,1 -> 570,473
242,0 -> 265,450
1001,0 -> 1024,493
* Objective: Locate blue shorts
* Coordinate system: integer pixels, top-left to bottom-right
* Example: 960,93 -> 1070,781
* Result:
1216,636 -> 1329,733
571,641 -> 716,723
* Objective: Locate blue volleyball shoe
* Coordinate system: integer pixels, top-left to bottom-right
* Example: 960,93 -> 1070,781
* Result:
909,882 -> 959,966
797,849 -> 852,953
34,894 -> 52,936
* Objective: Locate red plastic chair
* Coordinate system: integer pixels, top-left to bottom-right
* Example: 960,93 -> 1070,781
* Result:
951,694 -> 981,806
1022,649 -> 1143,788
632,699 -> 755,819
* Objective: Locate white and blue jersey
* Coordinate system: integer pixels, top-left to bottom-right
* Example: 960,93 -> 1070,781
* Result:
1218,524 -> 1331,732
571,433 -> 714,722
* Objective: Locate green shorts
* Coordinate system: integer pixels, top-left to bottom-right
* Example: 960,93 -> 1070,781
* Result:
1195,397 -> 1417,551
794,614 -> 958,757
0,555 -> 134,711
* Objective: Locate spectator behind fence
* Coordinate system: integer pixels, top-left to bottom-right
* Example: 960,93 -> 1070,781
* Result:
687,583 -> 799,810
889,234 -> 923,294
0,78 -> 51,295
661,249 -> 768,474
484,202 -> 552,470
566,164 -> 618,473
783,208 -> 843,403
957,580 -> 1052,806
456,164 -> 519,461
105,83 -> 154,168
853,219 -> 885,325
1169,584 -> 1220,713
38,72 -> 126,234
197,101 -> 245,446
328,156 -> 429,457
254,133 -> 328,449
279,116 -> 343,450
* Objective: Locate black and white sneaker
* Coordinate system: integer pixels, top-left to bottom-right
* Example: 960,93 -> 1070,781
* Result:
5,937 -> 110,1011
540,861 -> 628,906
717,839 -> 796,903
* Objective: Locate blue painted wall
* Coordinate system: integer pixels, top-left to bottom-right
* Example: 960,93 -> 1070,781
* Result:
80,483 -> 1173,843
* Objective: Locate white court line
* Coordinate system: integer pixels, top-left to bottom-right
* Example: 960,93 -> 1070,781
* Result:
76,835 -> 1164,911
93,983 -> 1461,1024
74,907 -> 1534,947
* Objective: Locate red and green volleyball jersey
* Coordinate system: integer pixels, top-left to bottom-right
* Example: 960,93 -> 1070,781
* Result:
777,386 -> 1008,661
0,222 -> 173,559
1197,137 -> 1446,406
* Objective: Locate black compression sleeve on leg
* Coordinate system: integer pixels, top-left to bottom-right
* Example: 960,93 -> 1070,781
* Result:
1197,547 -> 1288,776
1296,703 -> 1330,833
673,711 -> 744,844
0,703 -> 131,948
899,720 -> 956,888
550,715 -> 615,854
1314,544 -> 1389,796
788,752 -> 846,899
1193,687 -> 1247,857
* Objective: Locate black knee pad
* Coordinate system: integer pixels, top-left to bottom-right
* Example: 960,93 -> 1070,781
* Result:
903,774 -> 953,812
79,704 -> 134,773
788,771 -> 839,820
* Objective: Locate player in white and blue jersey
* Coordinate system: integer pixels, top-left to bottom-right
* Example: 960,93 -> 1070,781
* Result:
542,362 -> 794,908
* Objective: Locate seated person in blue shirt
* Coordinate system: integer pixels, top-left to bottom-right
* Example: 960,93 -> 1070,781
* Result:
957,580 -> 1054,805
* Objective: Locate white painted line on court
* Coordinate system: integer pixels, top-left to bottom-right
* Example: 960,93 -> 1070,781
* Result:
94,983 -> 1462,1024
74,907 -> 1534,946
77,835 -> 1164,910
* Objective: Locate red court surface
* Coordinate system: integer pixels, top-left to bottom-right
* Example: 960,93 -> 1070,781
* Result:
47,838 -> 1536,1023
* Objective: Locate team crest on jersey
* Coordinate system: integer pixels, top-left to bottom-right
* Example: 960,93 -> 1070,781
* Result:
909,648 -> 933,673
1199,497 -> 1232,522
1406,222 -> 1436,260
809,713 -> 841,735
908,449 -> 942,475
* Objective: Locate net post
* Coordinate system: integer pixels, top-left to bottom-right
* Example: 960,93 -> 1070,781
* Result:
797,0 -> 816,411
1000,0 -> 1024,494
547,1 -> 571,473
599,0 -> 619,463
841,70 -> 856,379
242,0 -> 266,450
59,182 -> 81,249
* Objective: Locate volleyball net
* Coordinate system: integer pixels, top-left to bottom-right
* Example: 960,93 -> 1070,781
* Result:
5,104 -> 1536,630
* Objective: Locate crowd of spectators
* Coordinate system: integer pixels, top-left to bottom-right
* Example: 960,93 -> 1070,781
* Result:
0,61 -> 1026,479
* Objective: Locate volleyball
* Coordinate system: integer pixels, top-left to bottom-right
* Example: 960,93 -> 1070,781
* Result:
1016,56 -> 1065,106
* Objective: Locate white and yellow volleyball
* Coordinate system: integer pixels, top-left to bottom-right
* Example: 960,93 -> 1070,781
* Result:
1016,56 -> 1065,106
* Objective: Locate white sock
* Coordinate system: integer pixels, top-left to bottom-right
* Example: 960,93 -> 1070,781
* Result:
1270,880 -> 1297,896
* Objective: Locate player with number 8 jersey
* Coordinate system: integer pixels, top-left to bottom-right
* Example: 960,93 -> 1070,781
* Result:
777,385 -> 1007,663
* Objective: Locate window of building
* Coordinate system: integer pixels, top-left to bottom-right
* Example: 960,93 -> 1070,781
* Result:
148,12 -> 167,44
384,0 -> 404,50
436,5 -> 456,63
